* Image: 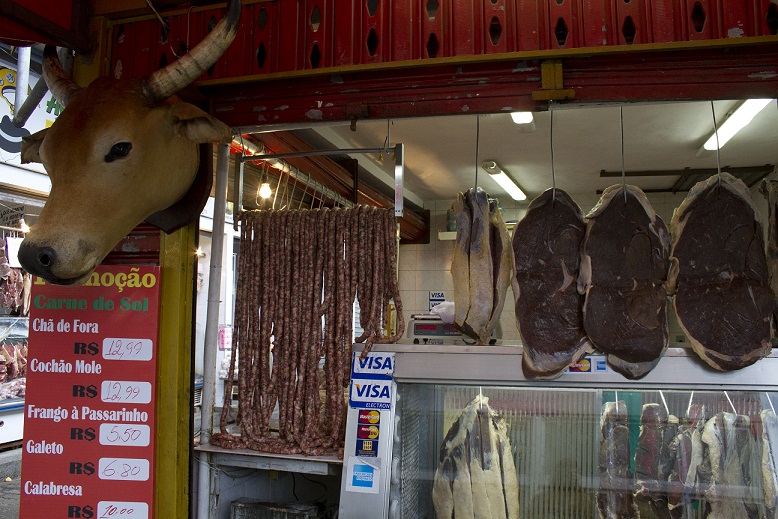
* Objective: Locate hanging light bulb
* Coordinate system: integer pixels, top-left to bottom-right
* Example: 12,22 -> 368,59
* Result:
259,182 -> 272,199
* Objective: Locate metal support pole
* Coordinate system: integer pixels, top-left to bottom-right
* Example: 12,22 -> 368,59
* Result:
197,141 -> 231,519
15,47 -> 30,114
14,48 -> 73,128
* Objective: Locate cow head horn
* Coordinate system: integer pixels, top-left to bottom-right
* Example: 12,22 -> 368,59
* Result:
42,46 -> 80,107
142,0 -> 242,102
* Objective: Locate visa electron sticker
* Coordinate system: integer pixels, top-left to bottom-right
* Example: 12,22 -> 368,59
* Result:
349,379 -> 393,410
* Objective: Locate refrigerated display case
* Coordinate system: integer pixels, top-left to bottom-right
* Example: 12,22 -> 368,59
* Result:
0,316 -> 28,445
339,344 -> 778,519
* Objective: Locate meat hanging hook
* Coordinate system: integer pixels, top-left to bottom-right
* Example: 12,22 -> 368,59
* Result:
767,392 -> 775,414
620,106 -> 627,205
298,175 -> 311,210
710,101 -> 722,189
550,107 -> 557,204
271,167 -> 283,210
687,391 -> 695,417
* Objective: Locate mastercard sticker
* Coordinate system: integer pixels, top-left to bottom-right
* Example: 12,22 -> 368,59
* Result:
358,410 -> 381,425
357,424 -> 380,440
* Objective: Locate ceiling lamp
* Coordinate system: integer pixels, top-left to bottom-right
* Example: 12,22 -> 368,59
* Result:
481,161 -> 527,201
510,111 -> 533,124
510,111 -> 536,132
702,99 -> 772,151
258,182 -> 272,198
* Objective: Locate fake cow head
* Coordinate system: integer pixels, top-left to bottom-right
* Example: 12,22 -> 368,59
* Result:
18,0 -> 241,285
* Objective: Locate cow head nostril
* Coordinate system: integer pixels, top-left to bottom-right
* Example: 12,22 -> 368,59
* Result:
37,248 -> 56,268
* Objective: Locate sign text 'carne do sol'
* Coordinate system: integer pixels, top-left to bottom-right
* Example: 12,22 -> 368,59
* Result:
20,265 -> 161,519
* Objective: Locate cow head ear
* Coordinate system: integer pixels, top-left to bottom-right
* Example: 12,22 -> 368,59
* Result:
21,128 -> 48,163
168,102 -> 232,144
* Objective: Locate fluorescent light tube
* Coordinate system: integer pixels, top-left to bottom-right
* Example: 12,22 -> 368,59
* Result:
490,171 -> 526,201
482,161 -> 527,201
703,99 -> 772,151
394,143 -> 404,217
510,111 -> 534,124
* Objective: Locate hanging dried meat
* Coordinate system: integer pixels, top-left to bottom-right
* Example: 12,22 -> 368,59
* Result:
451,188 -> 513,344
668,173 -> 772,371
700,411 -> 759,518
512,188 -> 590,379
598,400 -> 638,519
212,206 -> 403,456
432,394 -> 519,519
579,185 -> 670,379
763,409 -> 778,519
634,403 -> 678,519
667,404 -> 706,517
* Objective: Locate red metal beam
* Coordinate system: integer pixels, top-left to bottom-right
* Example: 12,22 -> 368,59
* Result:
0,0 -> 90,53
205,44 -> 778,128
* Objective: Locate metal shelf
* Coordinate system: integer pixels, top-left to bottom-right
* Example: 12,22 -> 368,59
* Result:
195,442 -> 342,476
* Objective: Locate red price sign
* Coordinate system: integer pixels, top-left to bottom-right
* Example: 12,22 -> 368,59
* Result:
20,266 -> 160,519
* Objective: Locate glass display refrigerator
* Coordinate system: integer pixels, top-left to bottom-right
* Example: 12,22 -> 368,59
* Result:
0,316 -> 28,445
339,344 -> 778,519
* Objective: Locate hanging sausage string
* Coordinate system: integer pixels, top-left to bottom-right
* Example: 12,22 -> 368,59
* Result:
215,144 -> 405,455
213,206 -> 404,455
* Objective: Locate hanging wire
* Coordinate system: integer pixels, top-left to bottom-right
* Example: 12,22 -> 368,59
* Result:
298,176 -> 311,209
479,386 -> 483,409
271,166 -> 284,210
386,119 -> 391,154
620,106 -> 627,204
710,101 -> 722,188
659,390 -> 670,416
724,391 -> 737,414
474,115 -> 480,190
767,392 -> 775,414
550,108 -> 557,203
254,162 -> 266,207
145,0 -> 168,32
687,391 -> 695,417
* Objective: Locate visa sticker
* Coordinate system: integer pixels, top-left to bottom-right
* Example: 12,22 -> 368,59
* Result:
352,352 -> 395,379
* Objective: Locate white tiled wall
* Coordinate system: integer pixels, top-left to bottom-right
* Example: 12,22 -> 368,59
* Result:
397,184 -> 772,345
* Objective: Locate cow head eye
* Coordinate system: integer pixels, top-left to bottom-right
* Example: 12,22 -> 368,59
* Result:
105,142 -> 132,163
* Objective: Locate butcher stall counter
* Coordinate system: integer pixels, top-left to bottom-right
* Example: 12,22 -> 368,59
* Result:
336,343 -> 778,519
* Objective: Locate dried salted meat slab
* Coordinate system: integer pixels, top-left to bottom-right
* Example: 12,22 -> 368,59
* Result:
668,173 -> 772,371
512,188 -> 590,379
579,185 -> 670,379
